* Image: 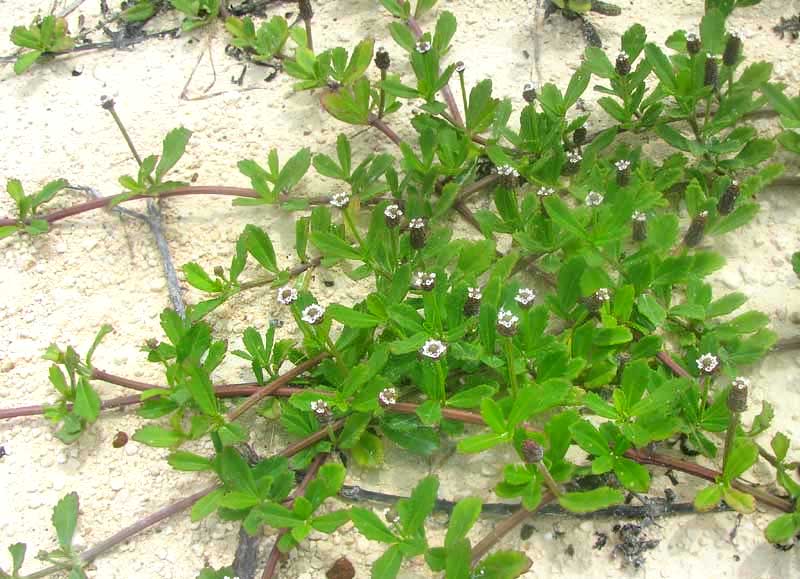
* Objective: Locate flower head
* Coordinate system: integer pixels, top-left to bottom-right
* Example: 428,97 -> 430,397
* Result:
416,40 -> 432,54
497,308 -> 519,332
595,288 -> 611,302
409,217 -> 426,229
537,186 -> 555,197
732,376 -> 750,390
301,304 -> 325,325
455,61 -> 466,73
632,210 -> 647,222
330,191 -> 350,208
585,191 -> 604,207
615,160 -> 631,171
384,203 -> 403,227
411,271 -> 437,291
522,82 -> 538,103
514,288 -> 536,308
420,339 -> 447,360
696,352 -> 720,374
310,399 -> 330,415
379,387 -> 397,406
276,285 -> 298,306
464,287 -> 482,317
567,151 -> 582,164
497,164 -> 519,178
467,287 -> 482,300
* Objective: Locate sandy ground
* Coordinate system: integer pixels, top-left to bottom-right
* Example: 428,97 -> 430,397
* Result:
1,0 -> 800,577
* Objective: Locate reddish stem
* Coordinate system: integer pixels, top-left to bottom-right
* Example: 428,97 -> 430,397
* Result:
368,114 -> 403,146
261,452 -> 329,579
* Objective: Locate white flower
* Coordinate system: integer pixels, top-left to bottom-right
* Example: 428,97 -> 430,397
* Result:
467,287 -> 482,300
515,288 -> 536,307
276,286 -> 298,305
497,164 -> 519,178
412,271 -> 437,290
632,210 -> 647,222
732,376 -> 750,390
301,304 -> 325,325
567,151 -> 582,164
379,387 -> 397,406
330,191 -> 350,208
310,399 -> 330,415
455,61 -> 466,73
594,288 -> 611,302
687,33 -> 699,42
523,81 -> 537,92
537,186 -> 555,197
497,308 -> 519,329
585,191 -> 604,206
729,30 -> 741,39
420,339 -> 447,360
416,40 -> 431,54
409,217 -> 426,229
384,204 -> 403,220
696,353 -> 719,374
614,160 -> 631,171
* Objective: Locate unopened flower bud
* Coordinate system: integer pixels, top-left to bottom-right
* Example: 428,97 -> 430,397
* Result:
464,287 -> 482,317
727,377 -> 749,413
632,211 -> 647,242
523,82 -> 537,103
683,210 -> 708,247
587,288 -> 611,312
573,127 -> 587,147
615,52 -> 631,76
476,155 -> 495,178
723,31 -> 742,67
615,159 -> 631,187
455,61 -> 466,74
409,217 -> 427,249
521,439 -> 544,464
213,266 -> 225,278
717,180 -> 739,216
686,33 -> 701,56
704,55 -> 718,88
375,46 -> 390,70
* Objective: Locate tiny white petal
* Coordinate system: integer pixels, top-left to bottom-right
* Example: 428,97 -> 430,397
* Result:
537,186 -> 555,197
409,217 -> 426,229
416,41 -> 431,53
301,304 -> 325,325
276,286 -> 298,305
330,191 -> 351,208
497,308 -> 519,329
420,339 -> 447,359
595,288 -> 611,302
632,210 -> 647,222
585,191 -> 604,207
514,288 -> 536,306
384,204 -> 403,219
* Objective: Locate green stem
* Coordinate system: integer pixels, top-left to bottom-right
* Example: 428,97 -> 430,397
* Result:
378,68 -> 387,118
722,412 -> 740,473
459,71 -> 468,126
536,464 -> 562,498
104,102 -> 145,169
324,333 -> 347,374
505,338 -> 518,398
435,360 -> 446,403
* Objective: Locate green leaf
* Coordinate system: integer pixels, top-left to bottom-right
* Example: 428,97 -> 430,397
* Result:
0,225 -> 18,239
466,79 -> 498,134
9,542 -> 26,574
372,545 -> 402,579
722,487 -> 755,514
276,148 -> 311,193
73,381 -> 101,423
155,127 -> 191,182
558,487 -> 624,513
310,231 -> 362,260
722,440 -> 758,483
472,551 -> 531,579
186,366 -> 219,416
446,385 -> 496,409
622,23 -> 647,60
700,8 -> 726,55
132,425 -> 183,448
14,50 -> 42,75
183,263 -> 222,293
644,43 -> 676,91
327,304 -> 381,328
399,476 -> 439,535
191,489 -> 223,522
583,47 -> 615,78
260,502 -> 305,528
706,292 -> 747,317
445,539 -> 471,579
543,196 -> 587,240
350,507 -> 397,543
52,492 -> 79,550
570,421 -> 609,456
637,294 -> 666,327
351,431 -> 384,467
457,432 -> 506,453
694,484 -> 723,511
167,450 -> 212,471
771,432 -> 790,462
613,458 -> 650,492
765,513 -> 800,544
343,39 -> 374,85
245,225 -> 279,273
312,510 -> 351,533
445,496 -> 482,548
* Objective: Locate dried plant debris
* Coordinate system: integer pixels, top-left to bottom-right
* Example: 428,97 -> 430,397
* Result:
611,523 -> 660,568
773,14 -> 800,40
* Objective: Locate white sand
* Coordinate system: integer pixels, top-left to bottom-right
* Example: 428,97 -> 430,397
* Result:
1,1 -> 799,577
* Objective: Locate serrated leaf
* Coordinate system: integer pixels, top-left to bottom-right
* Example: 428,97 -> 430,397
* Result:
52,492 -> 79,550
558,487 -> 624,513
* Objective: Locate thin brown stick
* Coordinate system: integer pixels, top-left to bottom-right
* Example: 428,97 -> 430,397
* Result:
261,452 -> 329,579
226,353 -> 328,422
368,114 -> 403,146
470,493 -> 554,566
